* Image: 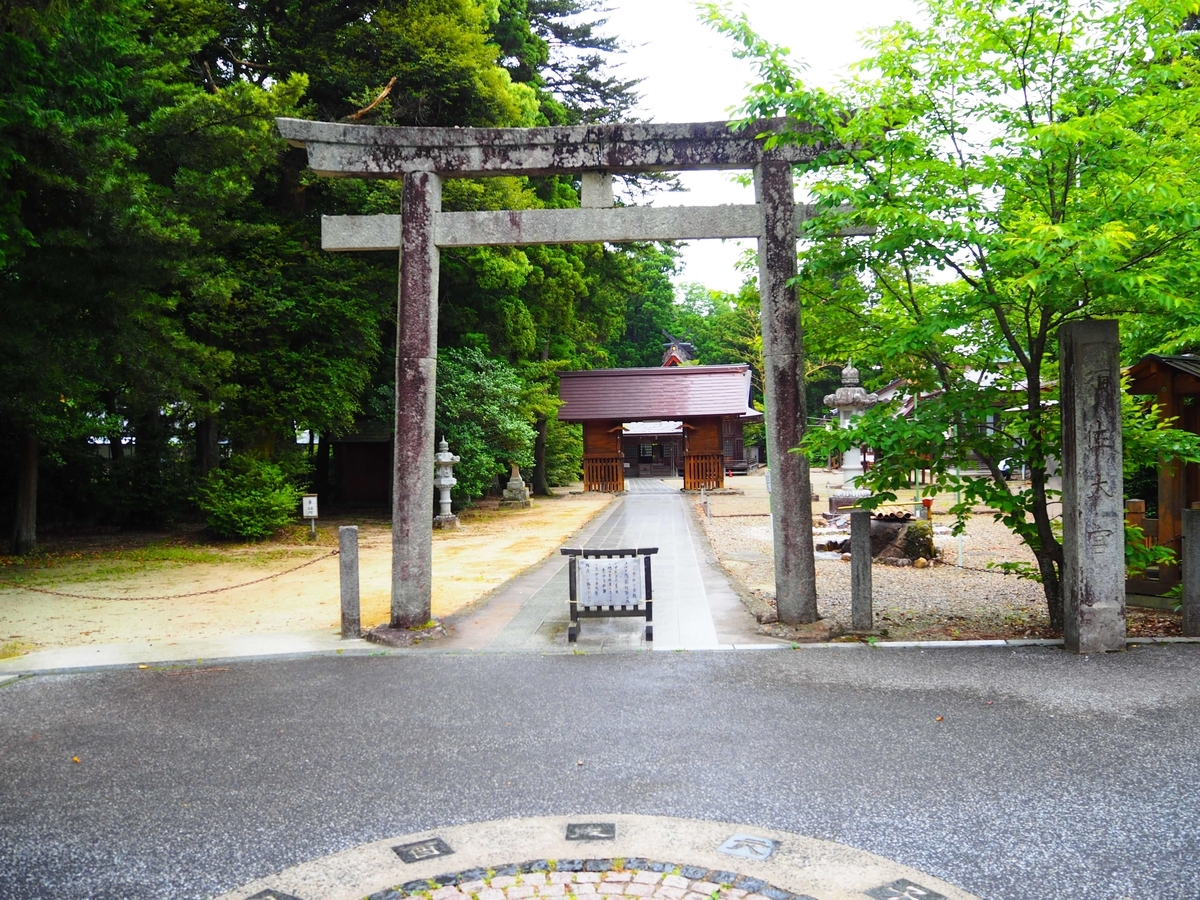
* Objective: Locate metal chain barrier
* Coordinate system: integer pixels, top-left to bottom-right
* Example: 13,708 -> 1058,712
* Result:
0,549 -> 339,601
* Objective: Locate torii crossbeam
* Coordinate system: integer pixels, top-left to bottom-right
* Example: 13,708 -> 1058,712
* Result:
277,116 -> 839,628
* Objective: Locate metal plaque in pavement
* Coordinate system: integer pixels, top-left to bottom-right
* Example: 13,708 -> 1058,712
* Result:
864,878 -> 947,900
565,822 -> 616,841
393,837 -> 455,863
717,833 -> 779,860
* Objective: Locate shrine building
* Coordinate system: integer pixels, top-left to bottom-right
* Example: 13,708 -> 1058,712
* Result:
557,363 -> 763,492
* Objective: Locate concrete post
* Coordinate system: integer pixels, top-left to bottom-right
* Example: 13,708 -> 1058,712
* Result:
339,525 -> 360,638
1059,320 -> 1126,653
850,509 -> 873,631
392,170 -> 441,628
1183,509 -> 1200,637
755,159 -> 818,624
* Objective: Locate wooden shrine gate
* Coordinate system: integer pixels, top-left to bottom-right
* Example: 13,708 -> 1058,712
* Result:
559,366 -> 762,492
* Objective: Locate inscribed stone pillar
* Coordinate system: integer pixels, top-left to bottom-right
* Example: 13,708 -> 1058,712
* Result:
755,159 -> 818,624
850,509 -> 873,631
339,525 -> 360,638
1183,509 -> 1200,637
1059,319 -> 1126,653
392,170 -> 442,628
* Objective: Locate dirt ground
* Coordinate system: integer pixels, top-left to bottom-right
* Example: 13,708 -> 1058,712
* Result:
0,489 -> 613,655
700,468 -> 1184,642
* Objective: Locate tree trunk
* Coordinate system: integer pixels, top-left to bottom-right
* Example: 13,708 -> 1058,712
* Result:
12,429 -> 38,555
315,434 -> 330,497
532,414 -> 550,496
1022,361 -> 1065,631
195,415 -> 220,477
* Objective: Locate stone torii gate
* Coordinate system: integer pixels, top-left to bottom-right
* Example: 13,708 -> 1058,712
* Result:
276,116 -> 845,629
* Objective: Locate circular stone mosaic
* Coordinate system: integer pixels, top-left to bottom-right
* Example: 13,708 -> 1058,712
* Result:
364,858 -> 818,900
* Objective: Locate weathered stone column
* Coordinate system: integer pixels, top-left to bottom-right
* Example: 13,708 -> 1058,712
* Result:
1059,320 -> 1126,653
755,159 -> 818,624
850,509 -> 873,631
1183,508 -> 1200,637
392,170 -> 442,627
339,525 -> 360,638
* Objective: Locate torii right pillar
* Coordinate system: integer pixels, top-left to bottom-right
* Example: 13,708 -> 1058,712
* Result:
1059,320 -> 1126,653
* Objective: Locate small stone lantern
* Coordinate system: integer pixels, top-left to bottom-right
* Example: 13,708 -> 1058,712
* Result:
824,360 -> 879,501
433,437 -> 460,530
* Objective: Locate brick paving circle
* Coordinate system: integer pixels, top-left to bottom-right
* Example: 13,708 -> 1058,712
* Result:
367,859 -> 814,900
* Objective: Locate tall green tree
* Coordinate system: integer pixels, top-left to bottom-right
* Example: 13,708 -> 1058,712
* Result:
707,0 -> 1200,627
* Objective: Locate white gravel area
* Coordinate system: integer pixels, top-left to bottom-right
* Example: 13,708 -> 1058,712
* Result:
698,469 -> 1051,639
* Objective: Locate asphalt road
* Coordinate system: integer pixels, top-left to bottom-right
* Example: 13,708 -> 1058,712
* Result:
2,645 -> 1198,900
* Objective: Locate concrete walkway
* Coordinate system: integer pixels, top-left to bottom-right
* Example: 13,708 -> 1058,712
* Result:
438,480 -> 779,653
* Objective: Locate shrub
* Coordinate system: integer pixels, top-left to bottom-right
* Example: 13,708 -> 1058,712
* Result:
195,456 -> 304,540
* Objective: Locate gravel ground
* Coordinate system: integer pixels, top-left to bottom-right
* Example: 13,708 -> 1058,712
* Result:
696,468 -> 1177,641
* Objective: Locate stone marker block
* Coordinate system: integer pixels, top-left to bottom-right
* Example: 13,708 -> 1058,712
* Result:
850,510 -> 873,631
1059,320 -> 1126,653
339,525 -> 360,639
1184,508 -> 1200,637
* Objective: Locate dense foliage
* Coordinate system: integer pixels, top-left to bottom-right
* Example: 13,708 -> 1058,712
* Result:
195,456 -> 306,540
2,0 -> 723,550
707,0 -> 1200,625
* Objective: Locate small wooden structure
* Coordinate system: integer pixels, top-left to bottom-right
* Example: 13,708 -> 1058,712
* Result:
558,364 -> 762,491
1125,354 -> 1200,595
561,546 -> 656,642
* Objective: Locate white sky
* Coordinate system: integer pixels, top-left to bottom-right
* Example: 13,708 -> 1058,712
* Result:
597,0 -> 921,293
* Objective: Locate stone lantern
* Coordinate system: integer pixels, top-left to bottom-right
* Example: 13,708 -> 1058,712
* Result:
433,437 -> 460,530
824,361 -> 879,499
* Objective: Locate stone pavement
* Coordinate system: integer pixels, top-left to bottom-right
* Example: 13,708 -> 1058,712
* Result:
4,647 -> 1200,900
438,480 -> 778,652
220,815 -> 976,900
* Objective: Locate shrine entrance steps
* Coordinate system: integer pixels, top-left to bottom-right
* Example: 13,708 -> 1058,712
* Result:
435,484 -> 780,652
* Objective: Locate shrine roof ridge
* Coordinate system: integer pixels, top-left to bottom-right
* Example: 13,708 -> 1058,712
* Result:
275,117 -> 834,178
557,364 -> 751,377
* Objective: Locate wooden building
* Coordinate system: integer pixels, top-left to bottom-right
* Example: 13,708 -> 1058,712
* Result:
558,364 -> 762,491
1126,354 -> 1200,596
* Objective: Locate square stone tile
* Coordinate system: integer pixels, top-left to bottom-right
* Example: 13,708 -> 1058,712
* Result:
393,837 -> 455,864
717,834 -> 778,862
864,879 -> 947,900
566,822 -> 616,841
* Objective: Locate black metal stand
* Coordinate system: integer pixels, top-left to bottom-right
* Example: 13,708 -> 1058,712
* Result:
561,547 -> 657,643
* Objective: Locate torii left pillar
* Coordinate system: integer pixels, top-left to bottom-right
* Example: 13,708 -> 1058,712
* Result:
393,170 -> 441,627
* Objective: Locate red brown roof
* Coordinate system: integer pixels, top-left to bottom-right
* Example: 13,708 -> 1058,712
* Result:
557,364 -> 761,421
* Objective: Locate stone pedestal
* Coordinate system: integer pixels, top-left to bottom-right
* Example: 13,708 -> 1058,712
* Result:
1059,320 -> 1126,653
829,489 -> 872,513
500,462 -> 532,509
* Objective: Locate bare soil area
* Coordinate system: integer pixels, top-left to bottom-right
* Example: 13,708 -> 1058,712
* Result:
0,488 -> 613,655
699,468 -> 1183,642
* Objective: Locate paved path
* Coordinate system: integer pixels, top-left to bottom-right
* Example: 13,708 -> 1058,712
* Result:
3,647 -> 1200,900
439,481 -> 776,653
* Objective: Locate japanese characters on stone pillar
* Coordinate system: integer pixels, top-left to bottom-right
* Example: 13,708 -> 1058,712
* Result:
433,437 -> 460,531
1058,319 -> 1126,653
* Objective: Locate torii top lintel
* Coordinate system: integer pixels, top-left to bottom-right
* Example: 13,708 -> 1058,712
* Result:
275,117 -> 830,179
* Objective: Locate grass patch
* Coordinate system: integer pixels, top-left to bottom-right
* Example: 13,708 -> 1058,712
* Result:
0,543 -> 316,589
0,640 -> 33,659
